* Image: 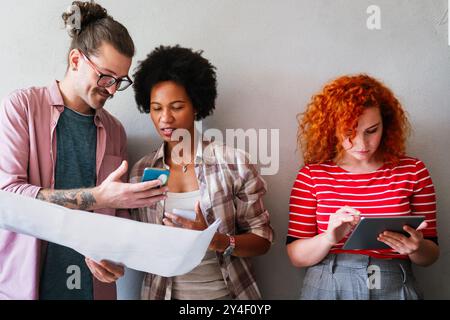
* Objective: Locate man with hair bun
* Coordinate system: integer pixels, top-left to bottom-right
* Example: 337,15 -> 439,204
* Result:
0,1 -> 166,300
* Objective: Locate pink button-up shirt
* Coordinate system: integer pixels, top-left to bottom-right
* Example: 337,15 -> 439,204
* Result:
0,81 -> 129,300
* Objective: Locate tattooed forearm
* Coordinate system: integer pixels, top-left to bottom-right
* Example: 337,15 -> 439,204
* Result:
49,191 -> 79,207
36,189 -> 97,210
36,191 -> 46,201
79,191 -> 97,211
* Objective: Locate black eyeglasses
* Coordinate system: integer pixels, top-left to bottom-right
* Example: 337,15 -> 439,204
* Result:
79,49 -> 133,92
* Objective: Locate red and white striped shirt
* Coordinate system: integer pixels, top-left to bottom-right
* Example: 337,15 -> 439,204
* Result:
287,157 -> 437,260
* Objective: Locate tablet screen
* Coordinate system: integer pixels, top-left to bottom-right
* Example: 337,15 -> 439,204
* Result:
342,216 -> 425,250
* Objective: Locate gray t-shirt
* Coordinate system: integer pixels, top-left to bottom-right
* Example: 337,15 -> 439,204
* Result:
39,107 -> 97,300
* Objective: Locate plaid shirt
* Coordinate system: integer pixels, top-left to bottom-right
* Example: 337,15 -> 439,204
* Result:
129,140 -> 274,300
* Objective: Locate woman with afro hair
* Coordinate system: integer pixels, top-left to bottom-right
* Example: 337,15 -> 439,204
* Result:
130,45 -> 273,300
286,74 -> 439,300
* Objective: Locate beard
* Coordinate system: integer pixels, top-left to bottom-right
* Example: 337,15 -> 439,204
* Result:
91,88 -> 113,108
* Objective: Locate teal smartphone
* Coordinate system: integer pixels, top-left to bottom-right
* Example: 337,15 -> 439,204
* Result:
141,168 -> 170,186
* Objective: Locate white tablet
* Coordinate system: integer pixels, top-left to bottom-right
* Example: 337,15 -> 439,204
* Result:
342,216 -> 425,250
172,209 -> 196,221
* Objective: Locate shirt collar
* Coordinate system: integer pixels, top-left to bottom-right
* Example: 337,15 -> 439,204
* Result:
48,80 -> 65,107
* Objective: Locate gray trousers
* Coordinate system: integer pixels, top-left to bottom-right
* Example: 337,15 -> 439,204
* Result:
300,254 -> 423,300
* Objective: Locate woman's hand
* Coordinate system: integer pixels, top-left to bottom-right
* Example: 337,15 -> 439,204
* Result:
163,201 -> 208,231
85,258 -> 125,283
164,202 -> 228,251
325,206 -> 361,245
377,221 -> 428,255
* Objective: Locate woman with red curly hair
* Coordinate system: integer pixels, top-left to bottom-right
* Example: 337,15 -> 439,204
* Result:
286,74 -> 439,300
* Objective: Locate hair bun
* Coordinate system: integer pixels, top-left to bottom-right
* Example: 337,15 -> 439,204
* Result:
62,1 -> 108,37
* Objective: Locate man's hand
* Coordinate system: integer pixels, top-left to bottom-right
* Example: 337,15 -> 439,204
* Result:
37,161 -> 168,211
95,161 -> 168,209
85,258 -> 125,283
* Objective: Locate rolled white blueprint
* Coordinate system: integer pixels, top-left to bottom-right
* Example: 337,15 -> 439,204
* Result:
0,190 -> 220,277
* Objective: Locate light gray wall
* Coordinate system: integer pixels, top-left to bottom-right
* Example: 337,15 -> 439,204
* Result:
1,0 -> 449,299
